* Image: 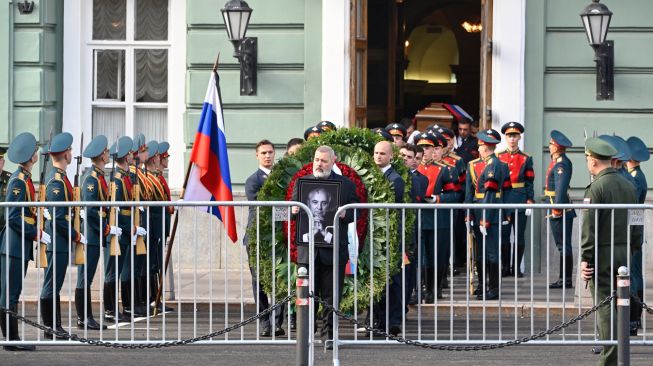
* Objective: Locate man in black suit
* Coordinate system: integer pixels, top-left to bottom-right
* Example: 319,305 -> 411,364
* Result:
372,141 -> 405,335
454,118 -> 479,165
244,139 -> 285,337
291,145 -> 358,348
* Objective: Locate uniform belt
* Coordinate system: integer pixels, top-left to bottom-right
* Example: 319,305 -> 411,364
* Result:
512,182 -> 525,188
120,209 -> 132,216
544,190 -> 555,197
23,216 -> 35,225
475,192 -> 501,199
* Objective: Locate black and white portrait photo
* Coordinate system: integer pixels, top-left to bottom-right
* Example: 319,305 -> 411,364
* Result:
296,179 -> 342,246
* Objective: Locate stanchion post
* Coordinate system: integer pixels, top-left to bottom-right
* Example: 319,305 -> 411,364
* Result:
617,266 -> 630,366
296,266 -> 309,366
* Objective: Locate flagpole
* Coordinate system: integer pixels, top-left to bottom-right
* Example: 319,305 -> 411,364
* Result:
154,55 -> 222,315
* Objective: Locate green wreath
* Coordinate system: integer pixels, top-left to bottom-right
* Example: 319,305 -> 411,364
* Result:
247,127 -> 414,313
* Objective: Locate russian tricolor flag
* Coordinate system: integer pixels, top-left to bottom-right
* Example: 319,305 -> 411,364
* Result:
184,71 -> 238,243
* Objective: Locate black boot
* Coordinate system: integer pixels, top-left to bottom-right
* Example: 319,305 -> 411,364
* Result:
515,244 -> 525,277
564,254 -> 574,288
132,277 -> 147,317
54,297 -> 68,339
474,261 -> 485,297
484,264 -> 500,300
549,255 -> 565,288
104,282 -> 127,322
501,242 -> 511,277
76,288 -> 107,330
2,305 -> 35,351
120,280 -> 132,317
424,269 -> 434,303
149,275 -> 173,313
40,297 -> 66,340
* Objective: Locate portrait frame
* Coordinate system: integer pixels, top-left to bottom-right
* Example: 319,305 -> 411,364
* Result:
296,178 -> 342,248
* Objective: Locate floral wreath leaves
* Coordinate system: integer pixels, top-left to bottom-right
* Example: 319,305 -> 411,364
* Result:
246,127 -> 414,312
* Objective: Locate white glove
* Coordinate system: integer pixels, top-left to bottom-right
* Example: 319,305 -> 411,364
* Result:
502,220 -> 509,226
40,231 -> 51,245
78,234 -> 87,245
138,206 -> 145,212
136,226 -> 147,236
109,226 -> 122,237
525,208 -> 532,217
479,226 -> 488,236
42,208 -> 51,221
465,220 -> 471,232
131,235 -> 137,246
79,209 -> 86,221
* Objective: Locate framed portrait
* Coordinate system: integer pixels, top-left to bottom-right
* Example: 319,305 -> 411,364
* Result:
296,178 -> 342,247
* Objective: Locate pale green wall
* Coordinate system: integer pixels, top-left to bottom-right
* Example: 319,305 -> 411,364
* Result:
526,0 -> 653,199
185,0 -> 322,191
2,0 -> 63,179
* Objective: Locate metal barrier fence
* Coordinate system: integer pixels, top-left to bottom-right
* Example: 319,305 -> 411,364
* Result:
0,201 -> 314,351
329,203 -> 651,364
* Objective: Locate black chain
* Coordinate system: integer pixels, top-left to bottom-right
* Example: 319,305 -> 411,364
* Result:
638,300 -> 653,315
0,294 -> 293,349
311,292 -> 615,351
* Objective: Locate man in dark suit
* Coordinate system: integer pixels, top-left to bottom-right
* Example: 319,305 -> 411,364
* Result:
291,145 -> 358,348
454,118 -> 479,165
244,139 -> 285,337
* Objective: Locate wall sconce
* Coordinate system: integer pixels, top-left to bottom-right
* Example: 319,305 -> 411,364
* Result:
17,0 -> 35,14
461,21 -> 482,33
580,0 -> 614,101
221,0 -> 257,96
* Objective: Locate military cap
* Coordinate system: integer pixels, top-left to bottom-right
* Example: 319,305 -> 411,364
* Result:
501,121 -> 524,135
304,126 -> 322,140
436,126 -> 455,140
109,142 -> 117,156
477,131 -> 500,146
158,141 -> 170,158
83,135 -> 108,158
415,133 -> 437,147
585,137 -> 617,160
549,130 -> 572,148
627,136 -> 650,162
0,146 -> 6,159
7,132 -> 38,164
598,135 -> 631,162
49,132 -> 73,153
317,120 -> 337,132
484,128 -> 501,142
431,132 -> 448,148
146,140 -> 159,158
371,128 -> 393,141
115,136 -> 133,159
133,133 -> 147,152
385,123 -> 407,138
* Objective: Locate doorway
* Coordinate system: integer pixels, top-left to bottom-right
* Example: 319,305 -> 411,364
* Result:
350,0 -> 492,130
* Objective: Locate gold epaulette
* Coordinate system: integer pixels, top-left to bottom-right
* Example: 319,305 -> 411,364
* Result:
448,152 -> 461,160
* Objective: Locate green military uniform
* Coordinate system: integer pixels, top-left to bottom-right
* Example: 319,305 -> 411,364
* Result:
580,138 -> 637,366
0,146 -> 11,230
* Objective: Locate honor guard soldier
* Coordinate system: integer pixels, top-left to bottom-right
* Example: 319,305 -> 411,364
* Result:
385,123 -> 407,148
144,140 -> 167,310
317,120 -> 337,133
626,136 -> 648,334
0,133 -> 42,351
157,141 -> 173,250
580,138 -> 637,366
545,130 -> 576,289
466,130 -> 511,300
103,137 -> 134,322
371,128 -> 393,142
0,147 -> 11,231
75,136 -> 121,330
304,126 -> 323,141
40,132 -> 87,339
498,122 -> 534,278
122,134 -> 149,317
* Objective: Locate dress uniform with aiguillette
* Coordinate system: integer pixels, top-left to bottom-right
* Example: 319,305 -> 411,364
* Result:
580,138 -> 636,366
545,130 -> 576,289
0,133 -> 41,351
40,132 -> 86,338
144,140 -> 167,307
497,122 -> 534,278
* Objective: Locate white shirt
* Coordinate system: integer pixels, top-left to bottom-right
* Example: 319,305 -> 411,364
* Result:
259,166 -> 271,176
380,165 -> 391,174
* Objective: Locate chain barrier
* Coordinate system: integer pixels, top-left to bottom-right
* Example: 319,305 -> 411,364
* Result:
0,293 -> 294,349
635,298 -> 653,315
311,292 -> 616,351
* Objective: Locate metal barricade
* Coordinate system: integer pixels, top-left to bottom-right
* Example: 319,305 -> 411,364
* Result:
0,200 -> 314,357
327,203 -> 651,364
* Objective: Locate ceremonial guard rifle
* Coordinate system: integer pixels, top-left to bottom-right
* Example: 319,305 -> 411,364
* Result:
37,130 -> 53,268
73,133 -> 85,265
108,149 -> 120,256
133,155 -> 146,255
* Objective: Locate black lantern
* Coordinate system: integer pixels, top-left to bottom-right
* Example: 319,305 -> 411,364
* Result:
580,0 -> 614,100
221,0 -> 257,96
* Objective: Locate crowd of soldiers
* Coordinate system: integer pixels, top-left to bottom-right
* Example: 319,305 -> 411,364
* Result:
0,132 -> 174,351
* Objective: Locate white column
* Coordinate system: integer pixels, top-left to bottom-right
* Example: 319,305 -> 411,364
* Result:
491,0 -> 526,149
167,0 -> 187,189
321,0 -> 350,127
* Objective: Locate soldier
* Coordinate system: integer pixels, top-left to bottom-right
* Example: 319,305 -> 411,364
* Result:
371,128 -> 393,142
103,136 -> 137,322
545,130 -> 576,289
0,133 -> 43,351
40,132 -> 88,339
466,130 -> 511,300
580,137 -> 636,366
498,122 -> 534,278
122,134 -> 150,317
304,126 -> 323,141
0,147 -> 11,232
75,135 -> 121,330
385,123 -> 407,148
317,120 -> 337,133
154,141 -> 174,313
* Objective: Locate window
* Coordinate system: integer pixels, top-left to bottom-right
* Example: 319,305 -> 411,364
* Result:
90,0 -> 169,142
